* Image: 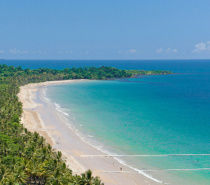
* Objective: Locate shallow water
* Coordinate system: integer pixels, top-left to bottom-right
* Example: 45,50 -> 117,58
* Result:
46,69 -> 210,184
3,59 -> 210,184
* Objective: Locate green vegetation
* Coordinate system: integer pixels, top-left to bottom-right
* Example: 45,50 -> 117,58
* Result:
0,64 -> 172,184
126,69 -> 172,76
0,65 -> 132,84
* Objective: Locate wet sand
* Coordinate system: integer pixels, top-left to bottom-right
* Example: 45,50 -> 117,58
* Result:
18,79 -> 162,185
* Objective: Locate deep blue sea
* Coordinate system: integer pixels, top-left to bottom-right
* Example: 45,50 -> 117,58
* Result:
1,60 -> 210,184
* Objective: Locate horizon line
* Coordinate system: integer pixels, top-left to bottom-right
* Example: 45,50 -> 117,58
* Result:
1,59 -> 210,61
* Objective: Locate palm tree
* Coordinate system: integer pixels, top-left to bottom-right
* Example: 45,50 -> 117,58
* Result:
0,65 -> 131,185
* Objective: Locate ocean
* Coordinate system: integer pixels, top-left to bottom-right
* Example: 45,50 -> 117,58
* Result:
2,60 -> 210,184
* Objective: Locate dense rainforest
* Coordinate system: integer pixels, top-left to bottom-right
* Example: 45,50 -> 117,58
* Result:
0,64 -> 172,184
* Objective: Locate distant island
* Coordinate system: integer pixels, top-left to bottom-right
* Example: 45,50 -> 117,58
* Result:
0,64 -> 172,184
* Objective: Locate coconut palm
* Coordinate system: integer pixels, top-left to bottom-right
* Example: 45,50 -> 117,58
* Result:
0,65 -> 137,185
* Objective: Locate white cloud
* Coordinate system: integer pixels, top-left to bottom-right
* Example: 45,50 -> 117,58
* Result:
9,48 -> 20,54
156,48 -> 178,54
193,41 -> 210,53
193,43 -> 206,52
0,50 -> 4,54
129,49 -> 137,54
9,48 -> 28,54
118,49 -> 139,54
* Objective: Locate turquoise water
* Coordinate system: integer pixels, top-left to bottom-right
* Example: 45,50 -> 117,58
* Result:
2,60 -> 209,184
46,71 -> 210,184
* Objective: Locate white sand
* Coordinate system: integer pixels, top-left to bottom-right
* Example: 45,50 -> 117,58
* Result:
18,79 -> 163,185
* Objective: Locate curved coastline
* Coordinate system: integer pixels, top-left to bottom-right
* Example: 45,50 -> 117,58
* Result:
18,79 -> 163,185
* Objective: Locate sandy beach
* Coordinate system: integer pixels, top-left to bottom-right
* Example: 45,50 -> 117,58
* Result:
18,79 -> 162,185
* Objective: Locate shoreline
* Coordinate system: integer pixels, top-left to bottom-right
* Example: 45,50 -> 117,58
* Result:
18,79 -> 162,185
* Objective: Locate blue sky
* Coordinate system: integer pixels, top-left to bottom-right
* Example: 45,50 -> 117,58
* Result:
0,0 -> 210,59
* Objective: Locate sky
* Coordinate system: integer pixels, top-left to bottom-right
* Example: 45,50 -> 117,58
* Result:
0,0 -> 210,60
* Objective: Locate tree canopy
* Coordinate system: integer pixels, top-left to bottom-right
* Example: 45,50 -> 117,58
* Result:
0,64 -> 172,184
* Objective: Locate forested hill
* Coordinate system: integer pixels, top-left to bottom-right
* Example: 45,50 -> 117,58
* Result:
0,64 -> 172,184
